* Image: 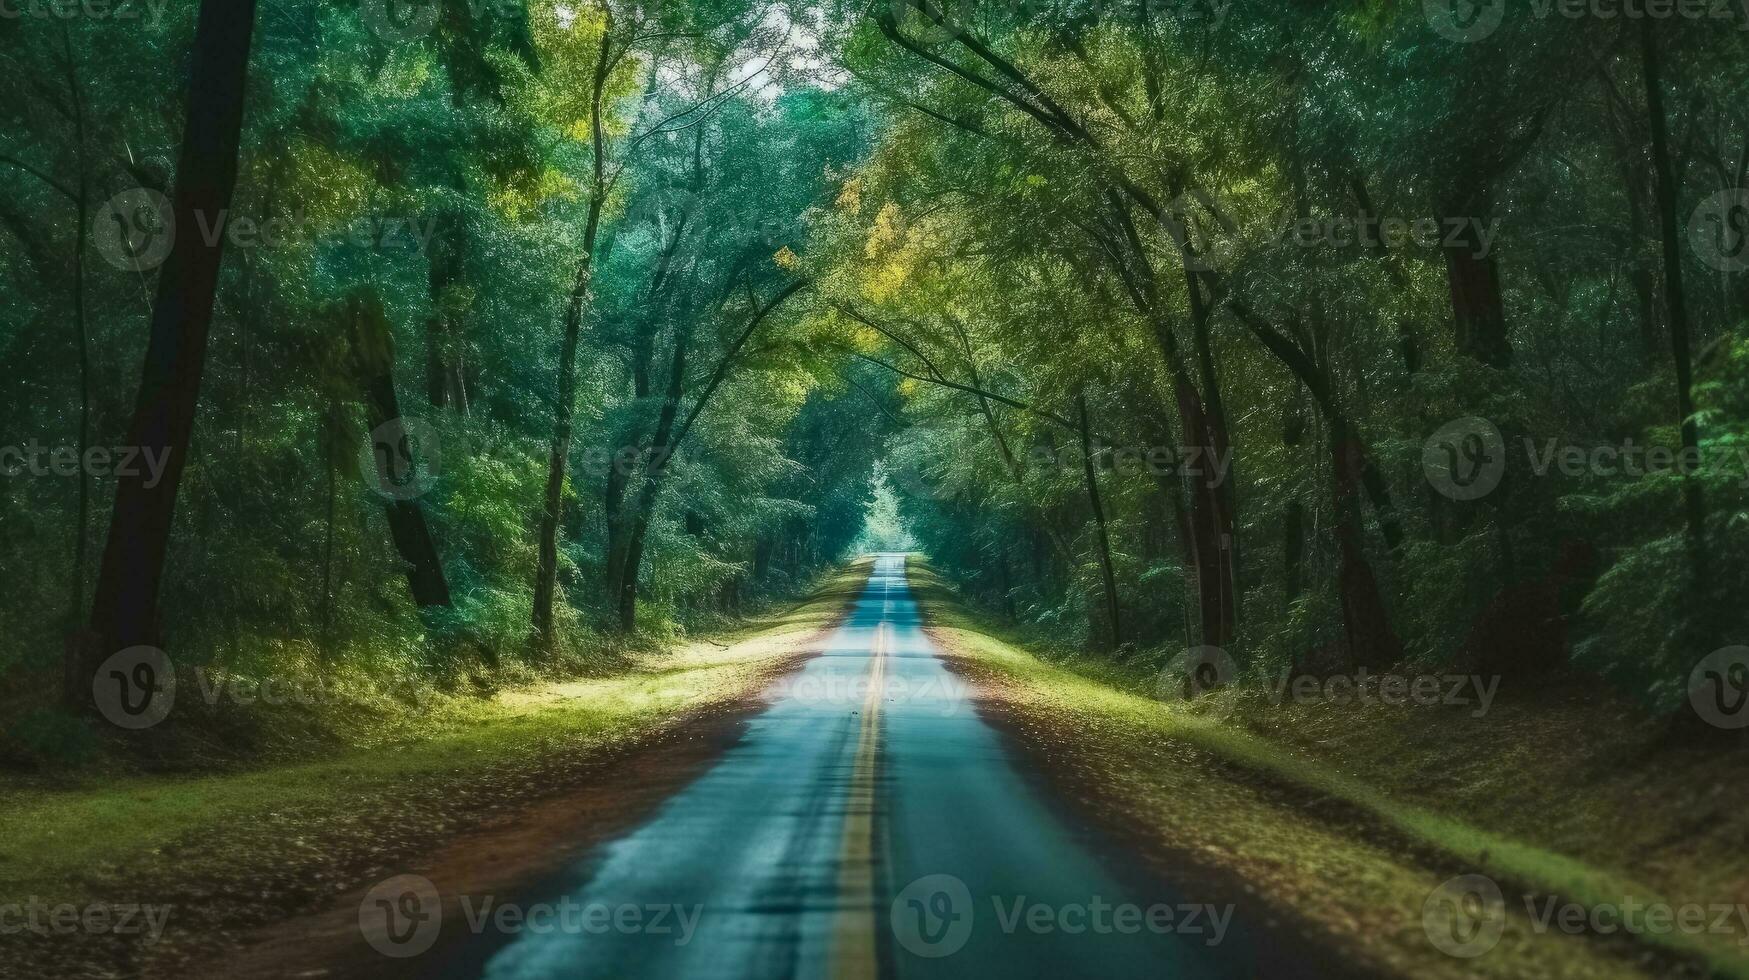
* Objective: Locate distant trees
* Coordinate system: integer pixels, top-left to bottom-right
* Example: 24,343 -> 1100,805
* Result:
3,0 -> 1745,727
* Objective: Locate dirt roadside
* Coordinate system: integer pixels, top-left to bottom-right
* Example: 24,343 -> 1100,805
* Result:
4,565 -> 865,980
910,560 -> 1730,980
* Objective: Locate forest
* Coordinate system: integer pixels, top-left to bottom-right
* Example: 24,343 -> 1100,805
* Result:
2,0 -> 1748,978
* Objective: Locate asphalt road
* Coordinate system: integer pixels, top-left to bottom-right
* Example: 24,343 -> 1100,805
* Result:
447,554 -> 1277,979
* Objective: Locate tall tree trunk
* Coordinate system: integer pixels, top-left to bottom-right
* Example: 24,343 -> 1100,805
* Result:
84,0 -> 259,701
1185,265 -> 1239,600
1077,394 -> 1122,651
424,198 -> 466,412
601,420 -> 640,600
352,299 -> 452,609
1282,385 -> 1307,604
1349,173 -> 1422,374
602,208 -> 694,605
1331,423 -> 1405,670
1112,196 -> 1236,649
319,400 -> 338,663
1438,204 -> 1513,367
531,19 -> 614,647
1640,18 -> 1709,587
530,260 -> 592,643
1225,301 -> 1405,669
608,329 -> 688,629
1282,499 -> 1305,602
62,28 -> 92,707
1159,371 -> 1235,650
612,280 -> 808,632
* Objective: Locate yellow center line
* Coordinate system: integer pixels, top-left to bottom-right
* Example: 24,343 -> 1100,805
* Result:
829,620 -> 887,980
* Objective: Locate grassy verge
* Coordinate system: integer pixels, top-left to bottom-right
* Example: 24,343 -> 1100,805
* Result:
0,558 -> 867,971
908,559 -> 1749,980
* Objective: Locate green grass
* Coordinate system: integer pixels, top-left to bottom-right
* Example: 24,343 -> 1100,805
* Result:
908,560 -> 1749,980
0,558 -> 870,908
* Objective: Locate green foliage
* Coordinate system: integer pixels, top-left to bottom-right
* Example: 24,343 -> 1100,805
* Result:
3,0 -> 1747,749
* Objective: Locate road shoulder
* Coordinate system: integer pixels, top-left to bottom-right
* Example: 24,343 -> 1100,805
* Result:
907,558 -> 1739,980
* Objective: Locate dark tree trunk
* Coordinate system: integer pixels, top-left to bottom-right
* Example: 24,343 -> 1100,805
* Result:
1439,211 -> 1513,368
319,401 -> 338,663
424,199 -> 467,413
1172,377 -> 1236,649
1640,18 -> 1709,587
85,0 -> 259,698
353,300 -> 452,609
1185,267 -> 1240,596
610,280 -> 807,632
1114,194 -> 1236,650
1330,428 -> 1404,670
1077,394 -> 1122,651
609,330 -> 687,631
62,30 -> 92,707
1349,174 -> 1421,374
532,20 -> 613,647
1281,386 -> 1306,604
1282,499 -> 1304,603
601,421 -> 638,598
531,259 -> 592,643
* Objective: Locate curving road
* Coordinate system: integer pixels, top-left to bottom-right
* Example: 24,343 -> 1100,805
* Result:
433,554 -> 1286,979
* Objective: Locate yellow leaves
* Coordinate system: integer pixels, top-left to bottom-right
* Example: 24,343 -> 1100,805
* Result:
256,141 -> 386,258
864,202 -> 904,258
863,261 -> 912,303
774,246 -> 800,271
489,166 -> 579,223
859,203 -> 917,302
281,142 -> 373,221
518,0 -> 643,148
835,177 -> 863,214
